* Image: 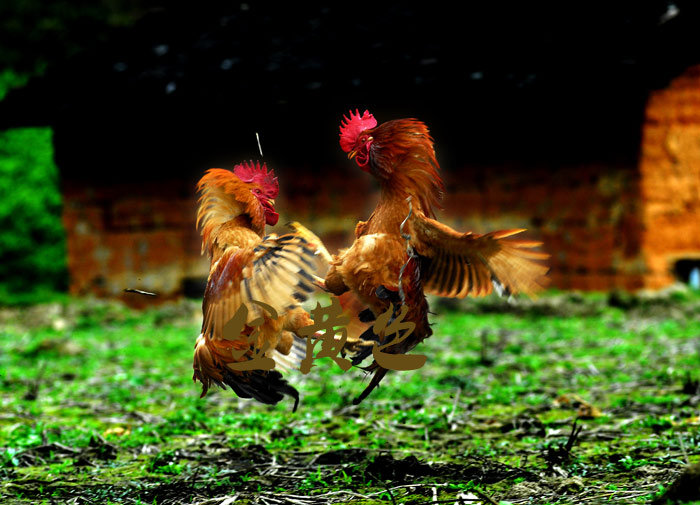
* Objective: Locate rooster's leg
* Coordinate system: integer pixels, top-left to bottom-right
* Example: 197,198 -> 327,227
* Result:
350,325 -> 383,366
352,367 -> 389,405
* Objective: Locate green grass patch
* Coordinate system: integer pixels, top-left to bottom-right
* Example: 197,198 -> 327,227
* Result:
1,291 -> 700,503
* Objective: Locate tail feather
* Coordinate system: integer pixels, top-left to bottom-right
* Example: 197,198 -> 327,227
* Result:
221,369 -> 300,412
194,331 -> 303,411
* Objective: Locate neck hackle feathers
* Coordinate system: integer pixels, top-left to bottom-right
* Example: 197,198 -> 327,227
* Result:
196,161 -> 278,256
340,109 -> 444,218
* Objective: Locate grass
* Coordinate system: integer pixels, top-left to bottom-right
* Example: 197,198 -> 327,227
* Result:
1,289 -> 700,503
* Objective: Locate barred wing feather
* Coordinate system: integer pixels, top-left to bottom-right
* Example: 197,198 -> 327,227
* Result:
201,233 -> 325,342
409,210 -> 549,298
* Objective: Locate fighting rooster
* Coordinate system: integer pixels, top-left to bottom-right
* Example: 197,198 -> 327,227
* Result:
326,110 -> 549,403
192,161 -> 327,411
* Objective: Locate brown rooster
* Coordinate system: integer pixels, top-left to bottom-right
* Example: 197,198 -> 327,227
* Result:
192,161 -> 327,411
325,110 -> 549,404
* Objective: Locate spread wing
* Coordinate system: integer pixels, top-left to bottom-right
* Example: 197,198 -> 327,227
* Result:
287,221 -> 332,263
409,210 -> 549,298
201,233 -> 326,342
287,221 -> 377,355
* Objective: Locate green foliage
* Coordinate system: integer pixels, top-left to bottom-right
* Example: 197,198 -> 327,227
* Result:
0,127 -> 67,304
1,294 -> 700,503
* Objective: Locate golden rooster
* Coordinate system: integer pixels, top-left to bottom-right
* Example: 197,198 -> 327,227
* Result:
192,161 -> 327,411
325,110 -> 549,403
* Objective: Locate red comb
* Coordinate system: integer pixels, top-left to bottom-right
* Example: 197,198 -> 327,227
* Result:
339,109 -> 377,152
233,160 -> 279,199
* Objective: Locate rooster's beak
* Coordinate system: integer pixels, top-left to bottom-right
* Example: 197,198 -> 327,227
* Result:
348,150 -> 357,160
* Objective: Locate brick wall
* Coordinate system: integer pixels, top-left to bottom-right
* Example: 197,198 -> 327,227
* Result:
61,173 -> 376,305
438,162 -> 643,291
62,180 -> 203,306
61,160 -> 646,303
638,65 -> 700,288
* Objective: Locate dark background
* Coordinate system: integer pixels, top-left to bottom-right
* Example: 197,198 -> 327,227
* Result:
2,1 -> 700,181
